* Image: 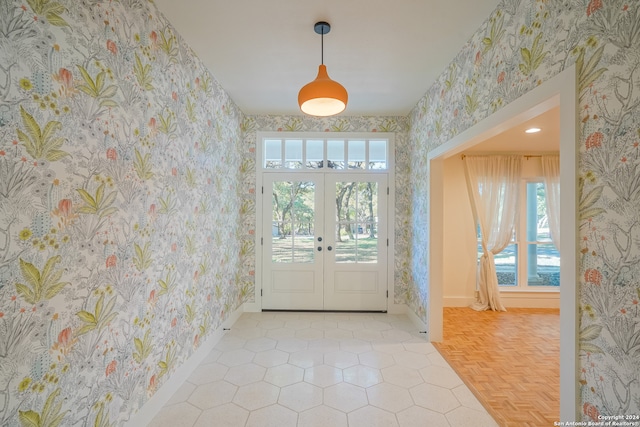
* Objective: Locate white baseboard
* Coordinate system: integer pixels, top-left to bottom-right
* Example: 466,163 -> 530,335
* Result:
404,306 -> 429,340
387,301 -> 406,315
443,296 -> 476,307
242,301 -> 261,312
500,291 -> 560,308
126,306 -> 244,427
444,293 -> 560,309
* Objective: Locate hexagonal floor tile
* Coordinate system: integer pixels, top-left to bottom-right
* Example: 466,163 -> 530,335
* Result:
148,402 -> 201,427
358,351 -> 396,369
257,319 -> 285,330
213,335 -> 246,352
253,349 -> 289,368
410,383 -> 461,414
279,382 -> 323,412
445,406 -> 499,427
452,384 -> 485,411
419,365 -> 463,389
244,337 -> 277,353
304,364 -> 343,388
187,363 -> 228,385
308,338 -> 340,354
295,328 -> 325,340
194,403 -> 248,427
342,365 -> 382,388
347,406 -> 399,427
396,405 -> 450,427
337,320 -> 364,331
224,363 -> 265,386
289,349 -> 324,369
380,365 -> 423,388
164,381 -> 196,406
323,328 -> 355,340
324,382 -> 368,413
323,350 -> 359,369
298,405 -> 347,427
275,338 -> 308,353
188,380 -> 237,410
264,364 -> 304,387
284,319 -> 311,330
403,340 -> 437,355
233,382 -> 279,411
216,348 -> 256,367
339,339 -> 372,354
363,320 -> 394,331
367,382 -> 413,413
393,350 -> 431,370
265,328 -> 296,339
245,404 -> 297,427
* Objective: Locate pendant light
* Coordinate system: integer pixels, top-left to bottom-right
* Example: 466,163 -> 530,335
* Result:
298,21 -> 348,117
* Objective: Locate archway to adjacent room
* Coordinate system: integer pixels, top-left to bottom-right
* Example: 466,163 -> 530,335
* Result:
427,66 -> 577,421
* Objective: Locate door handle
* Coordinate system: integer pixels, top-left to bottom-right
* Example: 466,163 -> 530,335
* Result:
317,246 -> 322,251
317,237 -> 323,242
327,246 -> 333,251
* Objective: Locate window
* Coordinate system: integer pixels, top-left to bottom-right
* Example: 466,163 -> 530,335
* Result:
263,137 -> 389,171
477,180 -> 560,289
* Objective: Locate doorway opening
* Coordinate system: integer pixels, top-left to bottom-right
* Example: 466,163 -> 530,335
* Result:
427,66 -> 578,420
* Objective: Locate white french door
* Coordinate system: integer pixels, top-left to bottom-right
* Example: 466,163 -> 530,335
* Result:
262,173 -> 388,311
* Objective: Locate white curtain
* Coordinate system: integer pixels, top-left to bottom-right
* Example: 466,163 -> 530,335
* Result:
541,155 -> 561,251
463,155 -> 522,312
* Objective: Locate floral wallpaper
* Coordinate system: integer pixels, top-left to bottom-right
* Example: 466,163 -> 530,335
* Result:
239,115 -> 412,306
0,0 -> 244,425
408,0 -> 640,419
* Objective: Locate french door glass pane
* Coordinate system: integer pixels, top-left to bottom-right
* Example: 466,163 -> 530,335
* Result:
334,181 -> 378,263
271,181 -> 315,263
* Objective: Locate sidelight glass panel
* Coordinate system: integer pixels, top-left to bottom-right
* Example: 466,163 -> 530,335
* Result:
271,181 -> 315,263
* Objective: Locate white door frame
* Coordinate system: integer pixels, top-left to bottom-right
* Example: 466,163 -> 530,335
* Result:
255,132 -> 395,312
427,66 -> 578,421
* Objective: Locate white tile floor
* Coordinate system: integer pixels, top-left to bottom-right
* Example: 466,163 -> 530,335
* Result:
148,312 -> 498,427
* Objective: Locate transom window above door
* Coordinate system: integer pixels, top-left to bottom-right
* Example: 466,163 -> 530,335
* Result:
263,137 -> 389,171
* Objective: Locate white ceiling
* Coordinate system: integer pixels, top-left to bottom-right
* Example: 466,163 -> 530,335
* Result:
154,0 -> 502,116
465,106 -> 561,153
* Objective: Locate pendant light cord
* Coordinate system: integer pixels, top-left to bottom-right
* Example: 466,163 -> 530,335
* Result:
321,30 -> 324,65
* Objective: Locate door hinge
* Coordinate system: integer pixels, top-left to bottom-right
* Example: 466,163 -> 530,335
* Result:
387,238 -> 389,246
387,187 -> 389,195
261,237 -> 263,245
261,186 -> 264,194
386,290 -> 389,298
261,289 -> 263,296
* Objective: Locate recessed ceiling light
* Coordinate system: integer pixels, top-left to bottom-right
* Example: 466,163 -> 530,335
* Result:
525,127 -> 541,134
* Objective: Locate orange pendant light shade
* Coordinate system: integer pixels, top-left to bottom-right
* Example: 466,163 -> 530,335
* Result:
298,22 -> 348,117
298,64 -> 348,116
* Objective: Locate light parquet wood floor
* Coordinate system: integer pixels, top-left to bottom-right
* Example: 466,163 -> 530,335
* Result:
433,307 -> 560,427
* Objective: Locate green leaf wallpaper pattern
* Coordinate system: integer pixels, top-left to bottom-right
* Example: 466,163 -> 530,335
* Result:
408,0 -> 640,420
0,0 -> 243,425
